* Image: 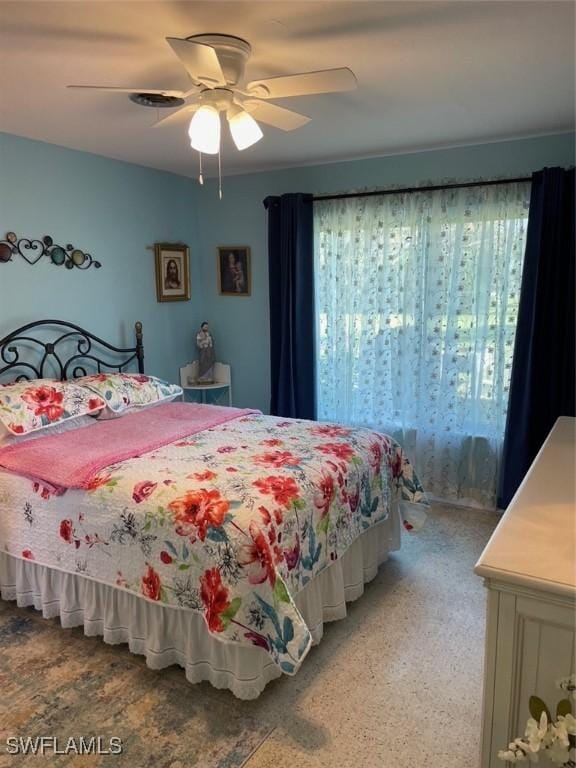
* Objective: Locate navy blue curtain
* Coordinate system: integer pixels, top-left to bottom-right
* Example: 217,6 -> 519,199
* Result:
263,193 -> 315,419
498,167 -> 575,508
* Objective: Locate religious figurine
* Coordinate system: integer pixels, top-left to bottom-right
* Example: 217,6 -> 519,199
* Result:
196,321 -> 215,383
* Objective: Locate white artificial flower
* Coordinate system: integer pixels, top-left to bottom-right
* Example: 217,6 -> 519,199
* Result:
562,712 -> 576,735
498,744 -> 529,764
556,674 -> 576,701
499,688 -> 576,766
547,736 -> 570,766
544,715 -> 576,765
506,739 -> 540,763
551,719 -> 570,748
498,748 -> 526,764
525,711 -> 548,751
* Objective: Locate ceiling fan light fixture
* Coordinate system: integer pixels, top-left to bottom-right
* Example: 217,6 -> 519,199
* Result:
228,107 -> 263,150
68,33 -> 358,185
188,105 -> 220,154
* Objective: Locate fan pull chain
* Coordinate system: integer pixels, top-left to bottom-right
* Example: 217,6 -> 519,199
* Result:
218,147 -> 222,200
198,152 -> 204,185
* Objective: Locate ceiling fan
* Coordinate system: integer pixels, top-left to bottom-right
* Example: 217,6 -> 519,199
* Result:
68,34 -> 357,163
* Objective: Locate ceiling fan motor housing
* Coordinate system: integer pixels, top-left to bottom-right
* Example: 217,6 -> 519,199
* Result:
186,34 -> 251,86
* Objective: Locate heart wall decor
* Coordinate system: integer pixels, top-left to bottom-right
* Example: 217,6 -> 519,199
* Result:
0,231 -> 102,270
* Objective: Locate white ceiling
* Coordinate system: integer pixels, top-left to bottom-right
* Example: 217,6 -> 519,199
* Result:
0,1 -> 574,178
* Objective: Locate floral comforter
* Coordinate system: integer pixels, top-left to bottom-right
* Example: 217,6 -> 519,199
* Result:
0,412 -> 425,673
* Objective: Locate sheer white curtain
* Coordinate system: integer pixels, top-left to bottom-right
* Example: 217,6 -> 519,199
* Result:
314,182 -> 531,508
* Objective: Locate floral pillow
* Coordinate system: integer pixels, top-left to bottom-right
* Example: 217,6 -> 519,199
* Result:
76,373 -> 182,417
0,414 -> 98,446
0,380 -> 106,436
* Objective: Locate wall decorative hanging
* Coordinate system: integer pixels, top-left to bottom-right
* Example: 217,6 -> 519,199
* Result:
154,242 -> 190,302
0,232 -> 101,270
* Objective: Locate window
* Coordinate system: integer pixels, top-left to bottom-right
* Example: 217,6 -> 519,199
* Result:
314,182 -> 530,507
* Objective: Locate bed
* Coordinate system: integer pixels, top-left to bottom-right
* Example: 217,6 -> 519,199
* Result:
0,320 -> 426,699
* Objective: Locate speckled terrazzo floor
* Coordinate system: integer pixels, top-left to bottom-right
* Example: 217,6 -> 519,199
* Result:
0,505 -> 498,768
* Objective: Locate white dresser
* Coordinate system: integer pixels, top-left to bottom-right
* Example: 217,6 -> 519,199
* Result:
475,417 -> 576,768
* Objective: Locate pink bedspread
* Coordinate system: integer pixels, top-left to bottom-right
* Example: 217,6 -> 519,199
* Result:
0,402 -> 256,488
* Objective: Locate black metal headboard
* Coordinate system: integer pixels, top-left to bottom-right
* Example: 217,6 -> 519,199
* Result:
0,320 -> 144,381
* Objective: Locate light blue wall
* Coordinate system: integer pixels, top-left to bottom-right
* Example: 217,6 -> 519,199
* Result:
1,131 -> 574,405
0,133 -> 199,383
196,132 -> 575,412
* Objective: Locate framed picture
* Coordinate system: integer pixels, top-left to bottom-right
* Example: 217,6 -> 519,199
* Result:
217,246 -> 251,296
154,243 -> 190,302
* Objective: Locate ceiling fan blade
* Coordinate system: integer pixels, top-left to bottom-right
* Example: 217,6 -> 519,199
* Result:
152,105 -> 198,128
67,85 -> 187,97
246,68 -> 357,99
243,99 -> 310,131
166,37 -> 227,88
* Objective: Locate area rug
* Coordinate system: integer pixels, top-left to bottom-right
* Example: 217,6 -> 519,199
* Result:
0,505 -> 499,768
0,601 -> 273,768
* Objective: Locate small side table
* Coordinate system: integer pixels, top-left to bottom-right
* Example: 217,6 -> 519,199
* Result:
179,362 -> 232,406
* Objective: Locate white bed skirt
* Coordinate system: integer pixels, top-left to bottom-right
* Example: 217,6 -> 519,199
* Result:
0,507 -> 401,699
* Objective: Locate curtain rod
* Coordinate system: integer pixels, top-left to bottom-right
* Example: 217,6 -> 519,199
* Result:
313,176 -> 532,202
